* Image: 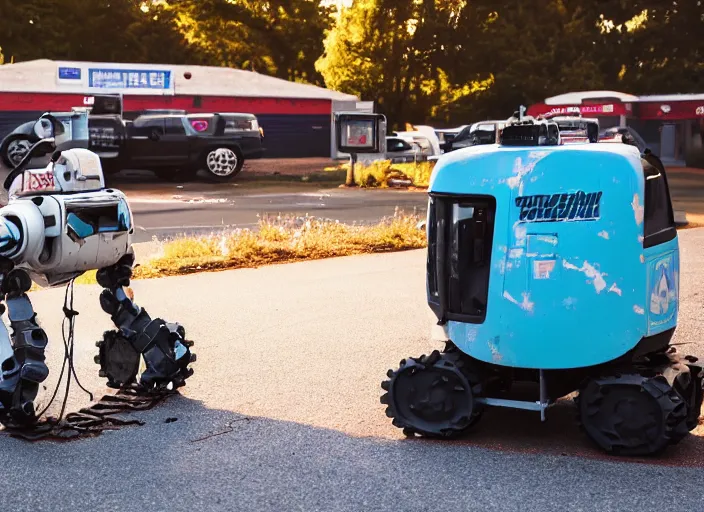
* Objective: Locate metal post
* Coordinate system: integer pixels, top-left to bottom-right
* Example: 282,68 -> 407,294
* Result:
539,369 -> 547,422
346,153 -> 357,187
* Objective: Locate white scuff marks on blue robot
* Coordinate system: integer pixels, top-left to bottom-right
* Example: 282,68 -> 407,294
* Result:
535,235 -> 558,245
562,260 -> 607,293
598,230 -> 610,239
465,325 -> 479,344
508,248 -> 523,258
487,337 -> 503,363
608,283 -> 623,296
502,290 -> 535,313
506,151 -> 549,191
512,221 -> 528,247
631,193 -> 644,225
563,297 -> 578,309
633,305 -> 645,315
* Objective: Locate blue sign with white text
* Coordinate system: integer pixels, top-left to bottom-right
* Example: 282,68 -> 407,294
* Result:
58,67 -> 82,80
88,69 -> 172,90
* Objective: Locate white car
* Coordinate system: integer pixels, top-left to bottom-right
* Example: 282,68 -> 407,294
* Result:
385,132 -> 439,162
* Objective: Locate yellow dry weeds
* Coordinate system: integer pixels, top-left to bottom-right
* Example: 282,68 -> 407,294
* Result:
133,211 -> 427,279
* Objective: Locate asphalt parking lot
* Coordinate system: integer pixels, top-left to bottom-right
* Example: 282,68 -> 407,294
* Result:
0,229 -> 702,511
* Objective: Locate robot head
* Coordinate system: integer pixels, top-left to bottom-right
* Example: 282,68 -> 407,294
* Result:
8,148 -> 105,199
52,148 -> 105,192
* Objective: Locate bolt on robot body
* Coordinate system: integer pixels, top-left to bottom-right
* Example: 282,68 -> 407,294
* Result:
0,114 -> 194,427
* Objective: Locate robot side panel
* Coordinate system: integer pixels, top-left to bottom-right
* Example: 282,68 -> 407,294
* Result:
435,147 -> 649,369
0,191 -> 134,287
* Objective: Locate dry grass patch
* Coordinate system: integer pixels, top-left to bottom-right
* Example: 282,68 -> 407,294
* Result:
328,160 -> 435,188
132,211 -> 427,279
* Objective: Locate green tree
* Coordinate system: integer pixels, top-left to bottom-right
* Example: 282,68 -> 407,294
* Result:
166,0 -> 333,84
0,0 -> 201,64
584,0 -> 704,94
316,0 -> 492,129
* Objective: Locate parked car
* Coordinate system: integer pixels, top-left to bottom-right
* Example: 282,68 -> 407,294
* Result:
549,116 -> 600,144
434,126 -> 468,153
0,110 -> 98,168
1,94 -> 265,181
113,112 -> 265,181
599,126 -> 649,155
444,120 -> 508,152
0,94 -> 126,169
0,124 -> 38,168
385,131 -> 440,162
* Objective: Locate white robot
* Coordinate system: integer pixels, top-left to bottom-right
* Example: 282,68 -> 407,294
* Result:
0,114 -> 195,427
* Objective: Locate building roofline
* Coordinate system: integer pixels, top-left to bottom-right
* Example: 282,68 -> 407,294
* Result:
0,59 -> 359,102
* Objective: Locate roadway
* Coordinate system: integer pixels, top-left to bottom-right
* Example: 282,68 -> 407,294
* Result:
1,229 -> 703,511
116,172 -> 429,242
121,166 -> 704,240
1,164 -> 703,241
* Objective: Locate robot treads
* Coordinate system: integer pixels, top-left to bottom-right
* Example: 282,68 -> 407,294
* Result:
0,114 -> 195,428
382,115 -> 704,456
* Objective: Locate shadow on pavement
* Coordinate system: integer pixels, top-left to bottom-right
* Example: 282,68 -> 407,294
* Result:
0,393 -> 701,512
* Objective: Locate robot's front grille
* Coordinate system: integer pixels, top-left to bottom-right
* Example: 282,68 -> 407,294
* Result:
427,194 -> 496,324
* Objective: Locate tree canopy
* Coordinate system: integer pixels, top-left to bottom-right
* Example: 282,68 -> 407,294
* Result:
1,0 -> 702,128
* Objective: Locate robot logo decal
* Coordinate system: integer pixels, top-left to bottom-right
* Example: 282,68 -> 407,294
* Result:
515,191 -> 602,222
649,256 -> 677,320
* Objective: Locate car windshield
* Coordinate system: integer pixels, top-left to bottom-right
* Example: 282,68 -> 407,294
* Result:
470,124 -> 495,133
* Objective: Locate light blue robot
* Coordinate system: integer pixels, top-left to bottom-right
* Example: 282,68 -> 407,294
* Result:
381,114 -> 703,456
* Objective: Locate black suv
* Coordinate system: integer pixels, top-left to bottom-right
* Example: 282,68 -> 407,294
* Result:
108,113 -> 264,181
1,94 -> 264,182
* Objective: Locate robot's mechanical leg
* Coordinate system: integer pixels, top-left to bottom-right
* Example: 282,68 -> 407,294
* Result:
95,253 -> 195,391
0,269 -> 49,425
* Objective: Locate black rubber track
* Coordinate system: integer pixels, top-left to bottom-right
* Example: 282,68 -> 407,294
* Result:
575,349 -> 698,456
381,343 -> 483,438
637,349 -> 703,432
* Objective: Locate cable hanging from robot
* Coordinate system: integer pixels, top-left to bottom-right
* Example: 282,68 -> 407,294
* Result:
0,113 -> 195,428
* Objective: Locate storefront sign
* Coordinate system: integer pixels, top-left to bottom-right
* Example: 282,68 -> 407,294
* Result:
88,68 -> 172,90
527,103 -> 627,117
58,67 -> 81,80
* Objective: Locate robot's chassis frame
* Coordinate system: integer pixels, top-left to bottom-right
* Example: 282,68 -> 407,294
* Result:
382,341 -> 704,456
0,252 -> 195,428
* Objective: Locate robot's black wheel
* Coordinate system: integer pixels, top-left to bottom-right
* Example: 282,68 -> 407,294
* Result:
95,330 -> 141,389
637,349 -> 703,432
679,358 -> 703,431
577,373 -> 689,456
381,345 -> 483,438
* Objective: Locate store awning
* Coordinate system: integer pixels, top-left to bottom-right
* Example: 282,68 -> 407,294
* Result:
635,100 -> 704,120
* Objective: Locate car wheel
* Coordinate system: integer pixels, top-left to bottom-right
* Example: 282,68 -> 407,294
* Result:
202,147 -> 243,181
2,135 -> 32,168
